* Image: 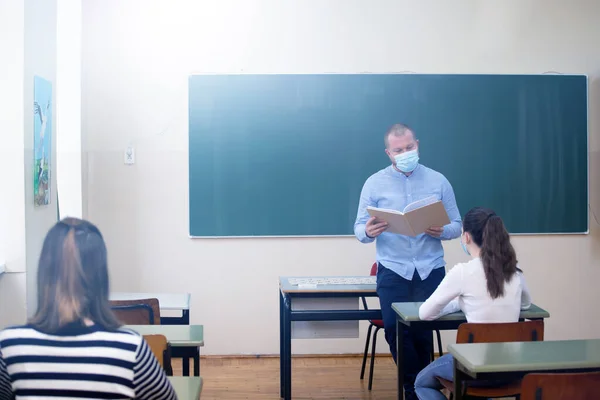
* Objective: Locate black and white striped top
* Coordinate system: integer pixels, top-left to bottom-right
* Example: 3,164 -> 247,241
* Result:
0,323 -> 176,400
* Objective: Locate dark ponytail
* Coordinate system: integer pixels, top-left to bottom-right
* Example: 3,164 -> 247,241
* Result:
463,208 -> 519,299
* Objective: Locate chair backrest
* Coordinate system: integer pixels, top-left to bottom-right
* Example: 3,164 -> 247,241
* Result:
370,262 -> 377,276
110,298 -> 161,325
456,320 -> 544,344
143,334 -> 173,375
521,372 -> 600,400
144,334 -> 168,366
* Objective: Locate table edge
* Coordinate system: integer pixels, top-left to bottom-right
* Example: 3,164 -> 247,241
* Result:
392,302 -> 550,322
279,276 -> 378,294
110,292 -> 191,310
125,325 -> 204,347
170,340 -> 204,347
448,341 -> 600,373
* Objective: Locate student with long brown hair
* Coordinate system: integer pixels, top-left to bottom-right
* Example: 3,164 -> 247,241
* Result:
0,218 -> 176,400
414,207 -> 532,400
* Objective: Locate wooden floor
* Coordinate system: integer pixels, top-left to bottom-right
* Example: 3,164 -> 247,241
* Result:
173,356 -> 399,399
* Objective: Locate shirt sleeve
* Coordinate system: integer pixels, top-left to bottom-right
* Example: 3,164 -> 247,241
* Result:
133,339 -> 177,400
439,177 -> 462,241
354,178 -> 375,244
519,272 -> 532,310
419,264 -> 464,320
0,348 -> 13,400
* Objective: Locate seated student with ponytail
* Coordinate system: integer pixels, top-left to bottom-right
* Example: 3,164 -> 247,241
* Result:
413,207 -> 532,400
0,218 -> 176,400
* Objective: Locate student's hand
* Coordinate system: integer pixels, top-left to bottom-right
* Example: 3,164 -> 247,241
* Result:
426,226 -> 444,238
366,216 -> 388,238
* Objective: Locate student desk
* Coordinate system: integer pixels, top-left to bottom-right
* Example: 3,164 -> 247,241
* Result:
168,376 -> 203,400
448,339 -> 600,400
110,292 -> 191,325
128,324 -> 204,377
279,276 -> 381,400
392,302 -> 550,400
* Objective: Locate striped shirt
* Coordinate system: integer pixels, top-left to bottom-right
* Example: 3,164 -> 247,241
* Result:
0,323 -> 176,400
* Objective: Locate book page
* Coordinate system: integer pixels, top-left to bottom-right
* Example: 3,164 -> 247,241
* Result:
402,195 -> 439,213
366,207 -> 413,236
404,201 -> 451,236
366,206 -> 404,215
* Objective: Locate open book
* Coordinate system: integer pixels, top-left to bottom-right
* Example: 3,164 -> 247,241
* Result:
367,196 -> 450,237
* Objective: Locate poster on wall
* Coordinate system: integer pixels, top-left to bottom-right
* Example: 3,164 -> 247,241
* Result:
33,75 -> 52,207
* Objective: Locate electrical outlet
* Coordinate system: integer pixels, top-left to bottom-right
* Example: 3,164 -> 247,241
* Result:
124,146 -> 135,165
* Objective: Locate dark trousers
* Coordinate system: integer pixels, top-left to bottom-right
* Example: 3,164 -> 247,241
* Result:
376,264 -> 445,394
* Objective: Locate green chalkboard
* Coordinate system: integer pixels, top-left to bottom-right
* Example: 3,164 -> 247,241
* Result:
188,74 -> 588,237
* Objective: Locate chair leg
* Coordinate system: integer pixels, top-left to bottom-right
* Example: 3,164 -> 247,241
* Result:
435,329 -> 443,357
368,326 -> 381,391
360,323 -> 373,379
430,332 -> 435,362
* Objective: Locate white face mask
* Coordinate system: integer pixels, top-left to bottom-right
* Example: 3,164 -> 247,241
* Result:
461,237 -> 471,256
394,150 -> 419,172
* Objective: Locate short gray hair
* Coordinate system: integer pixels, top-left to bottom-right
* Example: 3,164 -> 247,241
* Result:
384,123 -> 416,147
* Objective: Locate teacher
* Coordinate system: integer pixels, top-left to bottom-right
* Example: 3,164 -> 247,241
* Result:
354,123 -> 461,399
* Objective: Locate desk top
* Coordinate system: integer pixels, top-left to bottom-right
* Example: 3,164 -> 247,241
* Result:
392,302 -> 550,322
0,263 -> 5,276
279,276 -> 377,293
449,339 -> 600,374
127,325 -> 204,347
168,376 -> 203,400
110,292 -> 190,310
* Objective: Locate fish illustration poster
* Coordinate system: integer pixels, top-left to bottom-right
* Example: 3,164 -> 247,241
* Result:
34,75 -> 52,207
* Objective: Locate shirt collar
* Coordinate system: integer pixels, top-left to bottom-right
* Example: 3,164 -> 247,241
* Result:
390,163 -> 421,178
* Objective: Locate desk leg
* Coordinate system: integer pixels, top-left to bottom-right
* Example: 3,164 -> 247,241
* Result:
182,357 -> 190,376
279,290 -> 285,398
194,347 -> 200,376
283,293 -> 292,400
396,318 -> 404,400
453,361 -> 464,400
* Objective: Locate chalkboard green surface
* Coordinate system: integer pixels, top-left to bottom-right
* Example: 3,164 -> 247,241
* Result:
188,74 -> 588,237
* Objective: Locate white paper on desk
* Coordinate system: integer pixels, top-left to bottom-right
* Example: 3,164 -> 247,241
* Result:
367,196 -> 450,237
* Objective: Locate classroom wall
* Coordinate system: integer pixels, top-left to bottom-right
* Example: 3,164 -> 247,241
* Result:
82,0 -> 600,355
57,0 -> 83,220
24,0 -> 59,318
0,0 -> 58,326
0,0 -> 27,325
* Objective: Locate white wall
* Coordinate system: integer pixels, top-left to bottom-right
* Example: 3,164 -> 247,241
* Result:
0,0 -> 57,326
23,0 -> 58,318
57,0 -> 82,220
0,0 -> 27,326
0,0 -> 26,276
82,0 -> 600,355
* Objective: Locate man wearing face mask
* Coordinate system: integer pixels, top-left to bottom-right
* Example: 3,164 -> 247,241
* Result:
354,123 -> 461,400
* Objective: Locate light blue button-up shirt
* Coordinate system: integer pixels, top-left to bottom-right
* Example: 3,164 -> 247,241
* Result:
354,164 -> 462,280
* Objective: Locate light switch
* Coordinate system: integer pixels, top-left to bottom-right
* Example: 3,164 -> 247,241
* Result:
124,146 -> 135,165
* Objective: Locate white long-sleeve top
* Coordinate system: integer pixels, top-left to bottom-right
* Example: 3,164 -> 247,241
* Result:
419,257 -> 532,322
